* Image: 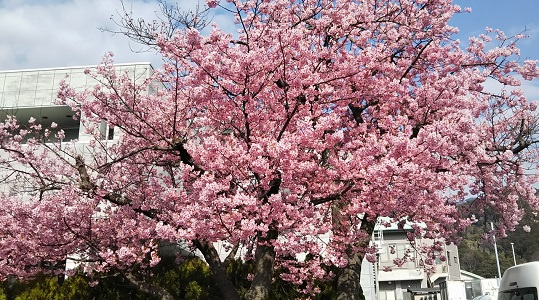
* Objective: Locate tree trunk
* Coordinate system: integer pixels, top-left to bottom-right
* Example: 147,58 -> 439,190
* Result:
244,228 -> 278,300
194,240 -> 241,300
124,273 -> 175,300
335,213 -> 377,300
337,251 -> 366,300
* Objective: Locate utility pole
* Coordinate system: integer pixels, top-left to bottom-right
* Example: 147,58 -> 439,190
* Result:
511,242 -> 517,266
491,222 -> 502,278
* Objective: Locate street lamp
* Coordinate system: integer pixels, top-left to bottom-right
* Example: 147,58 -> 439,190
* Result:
511,242 -> 516,266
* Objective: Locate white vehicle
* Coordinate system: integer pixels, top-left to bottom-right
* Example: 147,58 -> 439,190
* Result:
498,262 -> 539,300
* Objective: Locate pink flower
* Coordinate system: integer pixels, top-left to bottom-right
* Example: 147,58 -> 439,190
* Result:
1,0 -> 538,295
207,0 -> 219,8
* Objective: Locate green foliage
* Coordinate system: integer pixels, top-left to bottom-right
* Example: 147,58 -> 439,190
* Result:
458,195 -> 539,278
185,281 -> 206,299
497,211 -> 539,263
0,256 -> 224,300
459,210 -> 535,278
0,275 -> 92,300
226,258 -> 254,298
151,256 -> 221,299
0,255 -> 339,299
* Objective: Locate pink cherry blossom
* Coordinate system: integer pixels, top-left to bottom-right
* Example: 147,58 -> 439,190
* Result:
0,0 -> 538,298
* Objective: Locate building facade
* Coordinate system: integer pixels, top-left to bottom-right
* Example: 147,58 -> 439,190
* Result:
0,63 -> 153,143
361,218 -> 462,300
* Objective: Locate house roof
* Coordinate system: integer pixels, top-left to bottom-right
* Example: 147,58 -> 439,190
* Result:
0,63 -> 153,108
461,269 -> 486,280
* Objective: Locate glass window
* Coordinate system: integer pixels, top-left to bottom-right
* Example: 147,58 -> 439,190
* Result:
499,287 -> 538,300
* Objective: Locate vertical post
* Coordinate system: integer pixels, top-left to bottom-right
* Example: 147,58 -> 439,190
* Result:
511,242 -> 516,266
373,224 -> 382,300
375,253 -> 380,300
491,222 -> 502,278
446,250 -> 451,281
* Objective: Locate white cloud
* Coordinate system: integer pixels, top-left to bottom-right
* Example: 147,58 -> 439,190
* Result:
2,0 -> 536,97
0,0 -> 197,70
0,0 -> 240,71
482,76 -> 539,104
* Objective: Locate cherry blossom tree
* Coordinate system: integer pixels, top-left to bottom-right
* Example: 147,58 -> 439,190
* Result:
1,0 -> 539,299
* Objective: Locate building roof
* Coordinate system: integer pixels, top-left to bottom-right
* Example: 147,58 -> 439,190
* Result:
461,269 -> 486,280
0,62 -> 153,74
0,63 -> 153,108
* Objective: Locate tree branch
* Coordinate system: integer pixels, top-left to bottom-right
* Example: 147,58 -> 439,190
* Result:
311,182 -> 354,206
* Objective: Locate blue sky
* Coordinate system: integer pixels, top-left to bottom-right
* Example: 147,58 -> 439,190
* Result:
450,0 -> 539,100
451,0 -> 539,61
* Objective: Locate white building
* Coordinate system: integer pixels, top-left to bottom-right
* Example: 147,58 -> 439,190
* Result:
361,218 -> 462,300
0,63 -> 153,143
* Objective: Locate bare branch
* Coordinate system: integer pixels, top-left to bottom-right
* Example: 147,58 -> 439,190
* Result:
101,0 -> 211,50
